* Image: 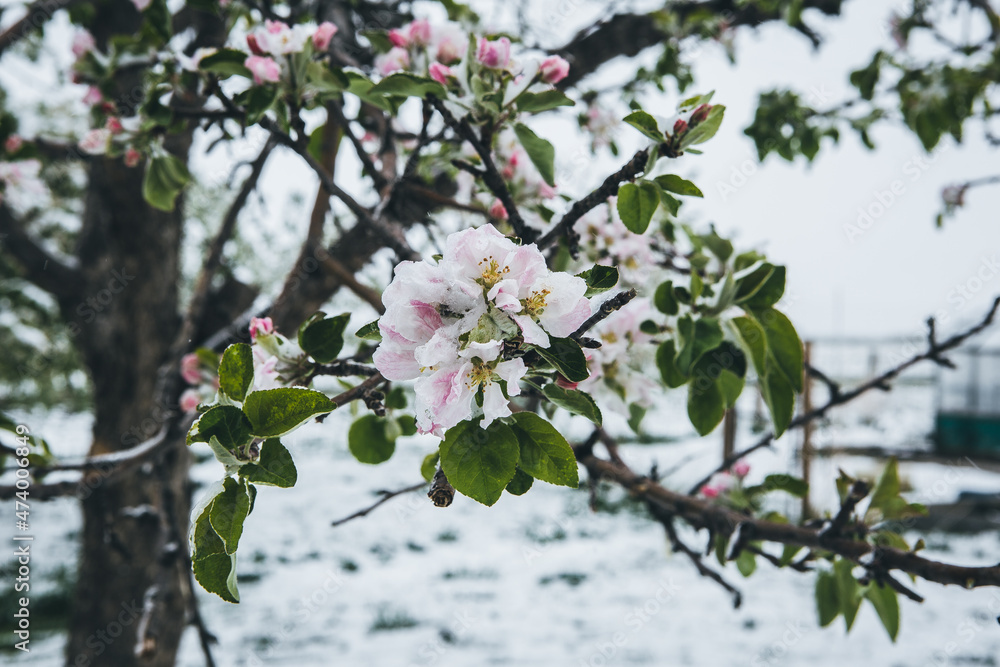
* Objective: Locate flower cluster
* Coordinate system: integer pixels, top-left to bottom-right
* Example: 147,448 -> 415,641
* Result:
574,200 -> 657,285
244,19 -> 338,84
700,460 -> 750,499
179,352 -> 220,414
0,158 -> 44,209
373,225 -> 592,436
577,297 -> 659,415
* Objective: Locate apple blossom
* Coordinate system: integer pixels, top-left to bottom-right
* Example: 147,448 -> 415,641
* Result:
124,147 -> 142,168
245,55 -> 281,85
72,30 -> 95,58
733,460 -> 751,478
407,19 -> 432,47
4,135 -> 22,154
313,22 -> 338,50
429,62 -> 453,85
82,86 -> 103,106
434,27 -> 466,64
105,117 -> 124,134
489,198 -> 508,220
180,389 -> 202,413
131,0 -> 151,11
376,47 -> 410,76
79,128 -> 110,155
388,29 -> 408,48
476,37 -> 511,69
539,55 -> 569,84
180,353 -> 203,385
249,316 -> 274,341
251,20 -> 312,55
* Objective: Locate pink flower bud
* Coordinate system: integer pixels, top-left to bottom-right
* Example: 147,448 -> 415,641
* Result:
249,316 -> 274,341
131,0 -> 151,11
539,55 -> 569,84
428,62 -> 453,85
539,182 -> 557,199
72,30 -> 95,59
376,47 -> 409,76
733,460 -> 750,478
388,28 -> 408,48
82,86 -> 103,106
180,353 -> 202,385
180,389 -> 202,413
79,128 -> 110,155
489,198 -> 509,220
673,119 -> 688,135
124,147 -> 142,168
701,486 -> 720,499
105,117 -> 123,134
4,134 -> 23,154
407,19 -> 432,46
313,21 -> 338,51
555,375 -> 579,390
244,55 -> 281,85
476,37 -> 511,69
265,19 -> 289,34
690,103 -> 712,125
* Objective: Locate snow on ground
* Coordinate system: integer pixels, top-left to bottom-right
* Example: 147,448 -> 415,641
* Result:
4,383 -> 1000,666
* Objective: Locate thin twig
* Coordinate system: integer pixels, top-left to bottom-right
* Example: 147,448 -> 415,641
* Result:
571,288 -> 637,340
330,481 -> 427,527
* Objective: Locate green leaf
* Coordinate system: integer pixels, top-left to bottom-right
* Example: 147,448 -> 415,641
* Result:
627,403 -> 646,433
533,337 -> 589,383
239,439 -> 297,488
654,174 -> 704,198
747,474 -> 808,498
368,72 -> 447,99
616,181 -> 659,234
654,280 -> 679,315
305,61 -> 349,94
734,263 -> 776,303
242,388 -> 334,438
198,48 -> 252,79
687,377 -> 725,435
193,551 -> 239,603
816,569 -> 839,627
143,154 -> 191,212
348,414 -> 396,465
505,468 -> 534,495
397,414 -> 417,436
780,544 -> 802,567
187,405 -> 253,451
718,369 -> 744,408
865,582 -> 900,642
834,558 -> 862,631
731,316 -> 766,375
517,90 -> 575,114
209,476 -> 252,555
513,122 -> 556,187
542,383 -> 602,425
510,413 -> 578,488
421,452 -> 439,482
239,85 -> 279,125
736,549 -> 757,577
743,265 -> 785,308
440,420 -> 520,507
298,312 -> 350,363
622,110 -> 664,142
355,319 -> 382,341
681,105 -> 726,148
675,316 -> 723,375
577,265 -> 619,296
219,343 -> 254,402
656,340 -> 688,388
753,307 -> 804,392
760,364 -> 795,437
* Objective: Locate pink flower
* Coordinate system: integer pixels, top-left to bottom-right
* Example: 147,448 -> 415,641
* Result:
733,460 -> 751,478
435,30 -> 466,64
375,47 -> 409,76
131,0 -> 151,11
673,119 -> 688,135
252,20 -> 311,55
180,389 -> 202,413
180,353 -> 203,385
72,30 -> 95,58
388,29 -> 408,48
313,21 -> 338,51
510,272 -> 591,348
124,147 -> 142,168
429,62 -> 453,85
701,486 -> 720,499
476,37 -> 511,69
249,316 -> 274,341
488,198 -> 508,220
79,128 -> 110,155
539,55 -> 569,84
5,135 -> 22,154
539,182 -> 557,199
252,347 -> 282,391
245,56 -> 281,85
105,117 -> 123,134
82,86 -> 103,106
407,19 -> 432,47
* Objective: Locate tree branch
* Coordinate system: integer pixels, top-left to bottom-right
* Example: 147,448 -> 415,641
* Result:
0,203 -> 82,300
330,481 -> 426,527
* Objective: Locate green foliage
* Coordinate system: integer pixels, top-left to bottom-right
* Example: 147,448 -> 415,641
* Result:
542,383 -> 602,425
623,110 -> 663,142
368,72 -> 447,99
517,90 -> 575,114
616,181 -> 659,233
532,337 -> 589,383
242,388 -> 335,438
239,439 -> 297,488
298,312 -> 350,363
513,122 -> 556,186
577,265 -> 619,296
509,412 -> 578,488
218,343 -> 253,402
439,420 -> 520,506
348,414 -> 398,464
744,90 -> 837,162
143,153 -> 191,211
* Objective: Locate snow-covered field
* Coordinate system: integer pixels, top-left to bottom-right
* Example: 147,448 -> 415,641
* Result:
5,378 -> 1000,667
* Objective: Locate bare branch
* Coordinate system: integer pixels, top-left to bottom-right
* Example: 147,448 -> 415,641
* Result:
0,203 -> 82,300
330,481 -> 427,527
